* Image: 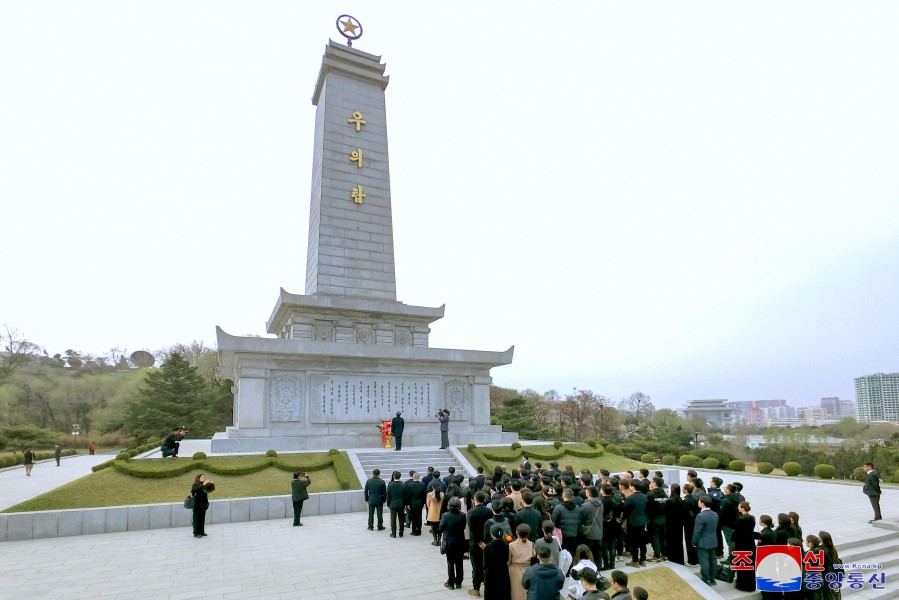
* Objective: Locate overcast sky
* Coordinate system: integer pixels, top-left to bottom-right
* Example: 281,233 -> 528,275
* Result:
2,2 -> 898,410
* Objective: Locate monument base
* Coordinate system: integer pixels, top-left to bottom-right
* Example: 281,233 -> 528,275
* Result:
211,424 -> 517,452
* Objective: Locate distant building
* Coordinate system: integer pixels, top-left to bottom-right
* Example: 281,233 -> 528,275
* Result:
820,396 -> 854,419
729,399 -> 787,427
682,399 -> 733,429
855,373 -> 899,422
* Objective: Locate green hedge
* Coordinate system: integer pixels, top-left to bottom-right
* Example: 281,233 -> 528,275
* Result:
782,462 -> 802,476
678,455 -> 701,467
640,453 -> 655,463
511,442 -> 522,450
474,445 -> 604,464
107,452 -> 357,489
661,454 -> 676,465
91,459 -> 116,472
757,462 -> 774,474
702,457 -> 720,469
729,460 -> 746,472
814,464 -> 836,479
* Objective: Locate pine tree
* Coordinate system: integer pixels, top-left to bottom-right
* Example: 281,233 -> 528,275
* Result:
122,352 -> 210,442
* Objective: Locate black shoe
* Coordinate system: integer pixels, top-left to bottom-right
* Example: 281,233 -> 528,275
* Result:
455,584 -> 462,589
377,526 -> 386,531
399,532 -> 404,537
367,527 -> 374,531
390,533 -> 396,538
194,535 -> 203,538
444,583 -> 454,589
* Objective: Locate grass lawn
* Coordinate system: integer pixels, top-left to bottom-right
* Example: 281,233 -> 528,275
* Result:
628,566 -> 706,600
460,443 -> 646,475
4,454 -> 354,513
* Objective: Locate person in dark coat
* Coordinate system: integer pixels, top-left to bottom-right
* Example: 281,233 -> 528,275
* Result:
438,410 -> 450,449
522,545 -> 565,600
620,481 -> 649,567
440,497 -> 468,589
733,502 -> 757,592
467,491 -> 493,596
364,469 -> 387,531
551,487 -> 583,555
54,445 -> 62,466
682,483 -> 699,566
190,473 -> 215,538
161,427 -> 184,458
665,483 -> 686,565
391,411 -> 404,451
23,447 -> 35,476
599,484 -> 620,570
386,470 -> 406,537
484,524 -> 512,600
405,471 -> 426,535
775,513 -> 793,545
514,491 -> 544,543
863,462 -> 882,522
291,471 -> 311,526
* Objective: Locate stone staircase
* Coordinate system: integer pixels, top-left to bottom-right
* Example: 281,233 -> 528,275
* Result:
355,449 -> 469,482
714,529 -> 899,600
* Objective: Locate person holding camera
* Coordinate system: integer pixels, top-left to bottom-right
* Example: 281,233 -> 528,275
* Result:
292,471 -> 311,526
437,410 -> 450,449
161,427 -> 185,458
191,473 -> 215,538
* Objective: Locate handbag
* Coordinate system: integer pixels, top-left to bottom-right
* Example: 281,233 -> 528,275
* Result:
184,495 -> 195,509
440,536 -> 447,555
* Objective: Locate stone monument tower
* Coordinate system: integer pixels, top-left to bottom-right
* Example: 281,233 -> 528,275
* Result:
212,26 -> 515,451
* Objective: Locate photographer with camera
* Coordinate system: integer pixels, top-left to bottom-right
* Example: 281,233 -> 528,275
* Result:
437,409 -> 450,449
292,471 -> 311,526
161,427 -> 185,458
191,473 -> 215,538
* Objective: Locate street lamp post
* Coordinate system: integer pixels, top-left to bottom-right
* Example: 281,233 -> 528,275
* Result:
72,423 -> 80,452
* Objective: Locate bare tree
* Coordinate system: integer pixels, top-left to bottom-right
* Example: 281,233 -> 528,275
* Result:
618,391 -> 656,425
0,326 -> 42,383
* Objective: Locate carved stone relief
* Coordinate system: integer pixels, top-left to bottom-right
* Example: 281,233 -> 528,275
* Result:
355,323 -> 374,344
395,326 -> 412,346
270,375 -> 304,422
313,321 -> 335,342
444,379 -> 467,419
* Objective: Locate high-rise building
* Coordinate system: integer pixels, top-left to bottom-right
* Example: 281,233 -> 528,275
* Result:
729,400 -> 787,427
820,396 -> 854,420
855,373 -> 899,422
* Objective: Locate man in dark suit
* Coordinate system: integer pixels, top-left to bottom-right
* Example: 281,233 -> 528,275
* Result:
291,471 -> 311,526
473,466 -> 486,491
438,410 -> 450,449
405,471 -> 426,535
364,469 -> 387,531
863,462 -> 883,523
442,467 -> 457,488
467,490 -> 493,597
391,411 -> 405,451
386,470 -> 406,537
621,480 -> 649,567
692,495 -> 720,585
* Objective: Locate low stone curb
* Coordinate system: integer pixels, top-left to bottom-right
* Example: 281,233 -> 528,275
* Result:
0,490 -> 365,542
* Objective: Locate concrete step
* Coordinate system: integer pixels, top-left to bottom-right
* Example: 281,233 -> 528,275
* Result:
356,449 -> 468,481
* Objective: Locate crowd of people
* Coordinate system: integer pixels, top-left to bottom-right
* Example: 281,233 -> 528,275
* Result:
361,460 -> 848,599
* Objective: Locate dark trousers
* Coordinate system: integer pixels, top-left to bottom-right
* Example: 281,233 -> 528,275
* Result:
562,535 -> 578,556
470,543 -> 485,590
697,547 -> 717,583
601,535 -> 617,569
650,520 -> 667,557
440,430 -> 449,448
394,434 -> 402,450
587,539 -> 602,569
292,500 -> 304,525
410,506 -> 423,534
722,526 -> 735,559
684,520 -> 698,564
390,508 -> 405,535
627,524 -> 647,562
716,521 -> 724,556
192,508 -> 206,535
367,503 -> 384,529
869,494 -> 882,519
446,549 -> 464,586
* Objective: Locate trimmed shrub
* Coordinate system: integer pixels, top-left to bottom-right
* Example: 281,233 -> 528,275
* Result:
328,448 -> 339,456
91,459 -> 115,472
852,466 -> 866,481
511,442 -> 522,450
553,440 -> 563,449
605,444 -> 623,456
586,439 -> 598,449
564,446 -> 604,458
729,460 -> 746,472
467,443 -> 477,451
782,461 -> 802,476
678,454 -> 701,467
192,452 -> 207,460
0,455 -> 17,468
702,457 -> 719,469
265,449 -> 278,457
115,451 -> 131,461
756,462 -> 775,474
814,464 -> 837,480
595,438 -> 610,447
640,453 -> 655,464
661,454 -> 676,465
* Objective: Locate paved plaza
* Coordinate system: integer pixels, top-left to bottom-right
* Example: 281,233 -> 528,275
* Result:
1,452 -> 898,600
